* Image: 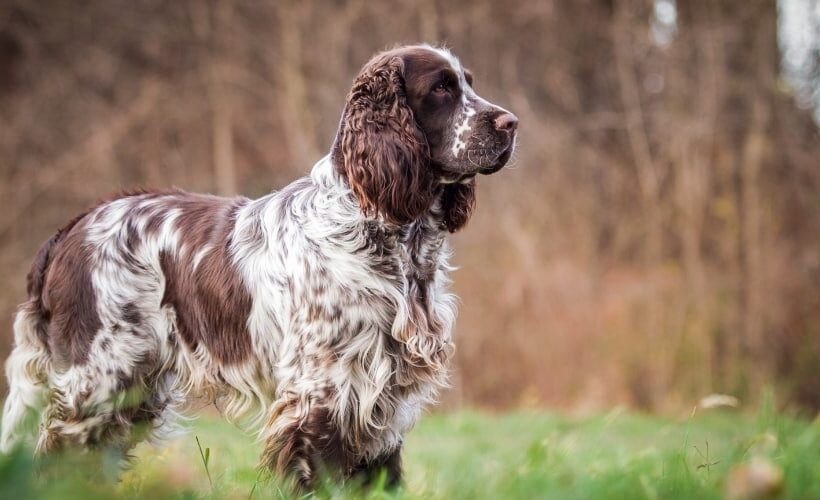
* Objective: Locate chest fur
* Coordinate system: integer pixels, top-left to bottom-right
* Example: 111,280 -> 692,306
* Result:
275,220 -> 455,457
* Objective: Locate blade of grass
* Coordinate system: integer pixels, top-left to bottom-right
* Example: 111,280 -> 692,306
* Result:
195,435 -> 214,490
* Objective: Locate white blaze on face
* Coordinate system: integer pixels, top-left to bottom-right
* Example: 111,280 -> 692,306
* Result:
451,94 -> 476,157
432,46 -> 477,159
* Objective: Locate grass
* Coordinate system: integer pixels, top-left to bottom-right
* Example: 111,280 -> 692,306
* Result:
0,404 -> 817,499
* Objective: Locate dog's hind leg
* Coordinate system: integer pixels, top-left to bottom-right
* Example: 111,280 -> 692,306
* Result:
34,320 -> 165,457
35,367 -> 134,455
1,307 -> 52,453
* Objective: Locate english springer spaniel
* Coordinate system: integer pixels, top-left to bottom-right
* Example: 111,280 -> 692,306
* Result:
1,44 -> 517,489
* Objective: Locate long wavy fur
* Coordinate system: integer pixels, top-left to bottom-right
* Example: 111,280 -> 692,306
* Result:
336,54 -> 436,226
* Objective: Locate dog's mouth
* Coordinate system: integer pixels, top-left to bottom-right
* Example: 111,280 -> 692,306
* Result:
435,135 -> 516,182
475,139 -> 515,175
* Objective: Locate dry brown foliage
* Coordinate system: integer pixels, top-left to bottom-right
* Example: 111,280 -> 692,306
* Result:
1,0 -> 818,412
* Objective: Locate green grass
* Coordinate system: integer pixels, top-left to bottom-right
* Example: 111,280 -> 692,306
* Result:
1,405 -> 817,499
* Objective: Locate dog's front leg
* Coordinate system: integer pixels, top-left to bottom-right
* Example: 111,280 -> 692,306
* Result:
258,391 -> 346,490
351,444 -> 403,488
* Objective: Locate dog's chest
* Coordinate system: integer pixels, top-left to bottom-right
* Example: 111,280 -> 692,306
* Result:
295,219 -> 446,320
275,221 -> 450,449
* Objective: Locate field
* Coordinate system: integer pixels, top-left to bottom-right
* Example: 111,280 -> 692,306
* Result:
1,403 -> 817,499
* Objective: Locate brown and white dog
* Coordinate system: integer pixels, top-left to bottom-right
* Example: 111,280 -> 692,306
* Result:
0,44 -> 517,488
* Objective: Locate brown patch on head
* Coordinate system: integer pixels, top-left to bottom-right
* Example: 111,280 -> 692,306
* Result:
332,47 -> 436,226
398,46 -> 457,100
159,195 -> 254,365
338,44 -> 516,188
385,46 -> 464,167
330,45 -> 495,231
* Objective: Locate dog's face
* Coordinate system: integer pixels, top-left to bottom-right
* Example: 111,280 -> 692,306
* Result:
334,45 -> 518,228
400,46 -> 518,178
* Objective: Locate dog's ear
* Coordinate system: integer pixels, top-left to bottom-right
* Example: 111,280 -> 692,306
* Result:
440,180 -> 476,232
333,55 -> 435,225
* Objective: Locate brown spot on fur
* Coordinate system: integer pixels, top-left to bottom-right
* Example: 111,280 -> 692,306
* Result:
43,219 -> 102,366
115,369 -> 131,392
28,189 -> 256,369
122,302 -> 141,326
351,446 -> 403,488
28,190 -> 181,366
159,196 -> 254,365
259,397 -> 404,490
440,181 -> 476,232
144,212 -> 165,236
25,204 -> 103,351
260,402 -> 350,490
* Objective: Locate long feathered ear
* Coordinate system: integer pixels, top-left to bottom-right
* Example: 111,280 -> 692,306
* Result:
332,55 -> 435,225
440,180 -> 477,232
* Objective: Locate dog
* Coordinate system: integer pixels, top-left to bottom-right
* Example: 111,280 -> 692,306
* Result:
0,44 -> 517,489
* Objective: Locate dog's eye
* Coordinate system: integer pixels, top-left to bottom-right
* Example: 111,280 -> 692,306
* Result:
432,81 -> 449,95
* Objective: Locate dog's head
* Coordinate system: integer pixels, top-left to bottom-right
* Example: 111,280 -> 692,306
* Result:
333,45 -> 518,231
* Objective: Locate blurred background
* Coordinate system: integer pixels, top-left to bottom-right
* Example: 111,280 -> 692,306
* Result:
0,0 -> 818,414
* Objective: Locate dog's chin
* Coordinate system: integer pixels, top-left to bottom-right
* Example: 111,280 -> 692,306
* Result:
435,143 -> 515,181
478,144 -> 513,175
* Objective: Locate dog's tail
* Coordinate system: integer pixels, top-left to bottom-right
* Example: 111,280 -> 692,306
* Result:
0,227 -> 68,453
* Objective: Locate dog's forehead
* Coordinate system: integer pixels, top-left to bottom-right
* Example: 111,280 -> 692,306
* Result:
430,47 -> 463,73
400,46 -> 462,76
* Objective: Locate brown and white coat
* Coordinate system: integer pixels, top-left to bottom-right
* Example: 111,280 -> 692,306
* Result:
0,44 -> 517,489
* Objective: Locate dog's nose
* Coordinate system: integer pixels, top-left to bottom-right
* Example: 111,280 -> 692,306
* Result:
494,112 -> 519,132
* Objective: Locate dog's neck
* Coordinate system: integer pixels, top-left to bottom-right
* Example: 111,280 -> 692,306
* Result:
312,155 -> 457,234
